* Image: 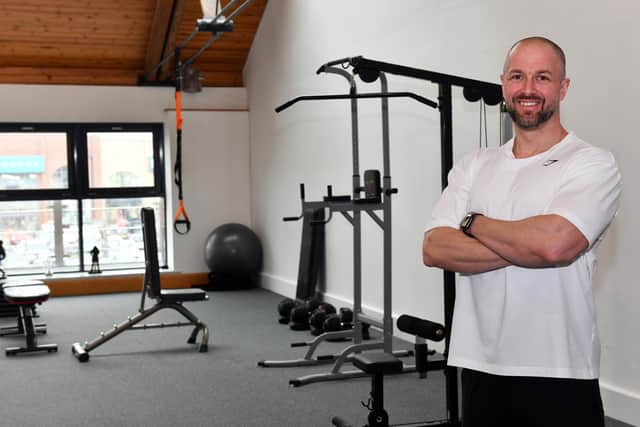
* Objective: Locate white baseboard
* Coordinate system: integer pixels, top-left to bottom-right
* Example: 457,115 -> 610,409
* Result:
260,272 -> 297,298
601,381 -> 640,426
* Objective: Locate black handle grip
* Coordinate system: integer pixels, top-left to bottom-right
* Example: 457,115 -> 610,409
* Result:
283,216 -> 301,222
397,314 -> 445,342
290,342 -> 307,348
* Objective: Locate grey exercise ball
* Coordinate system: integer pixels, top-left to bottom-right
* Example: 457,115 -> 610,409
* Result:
204,223 -> 263,279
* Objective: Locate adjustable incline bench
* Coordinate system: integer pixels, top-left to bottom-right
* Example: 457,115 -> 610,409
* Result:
72,207 -> 209,362
0,279 -> 58,356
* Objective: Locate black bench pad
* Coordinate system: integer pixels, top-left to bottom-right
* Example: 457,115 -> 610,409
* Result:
160,288 -> 208,303
353,352 -> 403,375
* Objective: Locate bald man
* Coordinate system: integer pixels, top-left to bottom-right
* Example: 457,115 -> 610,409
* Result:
423,37 -> 622,426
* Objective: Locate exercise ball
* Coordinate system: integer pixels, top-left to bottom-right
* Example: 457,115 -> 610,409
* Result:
204,223 -> 262,289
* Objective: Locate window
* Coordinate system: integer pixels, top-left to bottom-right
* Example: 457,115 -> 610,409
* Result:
0,123 -> 165,275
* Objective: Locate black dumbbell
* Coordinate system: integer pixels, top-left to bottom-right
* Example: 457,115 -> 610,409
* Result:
323,313 -> 342,333
277,298 -> 296,324
338,307 -> 353,329
309,310 -> 328,336
305,297 -> 322,313
309,303 -> 337,335
289,303 -> 310,331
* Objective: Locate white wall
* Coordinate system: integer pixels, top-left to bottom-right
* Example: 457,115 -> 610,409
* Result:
244,1 -> 640,424
0,84 -> 251,274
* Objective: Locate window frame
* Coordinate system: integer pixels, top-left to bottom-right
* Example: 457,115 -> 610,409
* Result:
0,122 -> 166,273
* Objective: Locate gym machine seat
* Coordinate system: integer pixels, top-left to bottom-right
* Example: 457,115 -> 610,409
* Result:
1,280 -> 58,356
333,315 -> 449,427
71,207 -> 209,362
332,352 -> 403,427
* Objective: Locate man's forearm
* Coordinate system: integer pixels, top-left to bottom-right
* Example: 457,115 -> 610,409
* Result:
423,227 -> 511,274
469,214 -> 588,267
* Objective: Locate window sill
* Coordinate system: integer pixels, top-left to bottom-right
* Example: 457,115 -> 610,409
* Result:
7,270 -> 209,297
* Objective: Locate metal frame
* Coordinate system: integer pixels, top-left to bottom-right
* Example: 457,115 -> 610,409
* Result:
258,61 -> 441,387
262,56 -> 504,424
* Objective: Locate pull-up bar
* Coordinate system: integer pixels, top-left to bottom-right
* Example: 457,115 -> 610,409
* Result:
275,92 -> 438,113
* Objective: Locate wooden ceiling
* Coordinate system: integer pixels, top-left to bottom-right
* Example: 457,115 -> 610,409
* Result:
0,0 -> 267,87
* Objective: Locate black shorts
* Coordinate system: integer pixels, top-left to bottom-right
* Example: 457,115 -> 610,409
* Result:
461,368 -> 605,427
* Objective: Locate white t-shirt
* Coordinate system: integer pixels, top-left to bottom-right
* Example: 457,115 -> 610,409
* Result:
426,132 -> 622,379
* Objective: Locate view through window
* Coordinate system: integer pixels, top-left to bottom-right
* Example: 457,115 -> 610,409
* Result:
0,124 -> 166,275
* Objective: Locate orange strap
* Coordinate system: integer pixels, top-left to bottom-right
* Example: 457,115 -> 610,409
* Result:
173,86 -> 190,234
176,91 -> 183,130
174,199 -> 191,234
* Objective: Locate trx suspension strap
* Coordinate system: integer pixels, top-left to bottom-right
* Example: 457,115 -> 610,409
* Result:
173,52 -> 191,234
153,1 -> 255,235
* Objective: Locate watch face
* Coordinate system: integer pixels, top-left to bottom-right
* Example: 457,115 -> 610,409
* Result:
461,214 -> 472,229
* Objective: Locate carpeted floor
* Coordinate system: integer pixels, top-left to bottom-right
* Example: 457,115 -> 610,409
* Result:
0,288 -> 633,427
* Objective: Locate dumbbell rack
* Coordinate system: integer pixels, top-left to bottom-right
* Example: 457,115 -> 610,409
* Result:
258,59 -> 437,387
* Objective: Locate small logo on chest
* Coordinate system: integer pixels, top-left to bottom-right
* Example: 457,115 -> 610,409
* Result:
542,159 -> 559,166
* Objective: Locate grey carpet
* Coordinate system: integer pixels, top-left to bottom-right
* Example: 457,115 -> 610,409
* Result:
0,288 -> 633,427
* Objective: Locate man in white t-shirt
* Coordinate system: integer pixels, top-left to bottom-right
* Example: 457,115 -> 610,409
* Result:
423,37 -> 622,427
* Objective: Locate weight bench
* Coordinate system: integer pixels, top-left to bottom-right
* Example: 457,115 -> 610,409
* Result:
71,207 -> 209,362
0,279 -> 58,356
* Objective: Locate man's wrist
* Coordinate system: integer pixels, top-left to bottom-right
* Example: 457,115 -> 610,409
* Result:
460,212 -> 482,237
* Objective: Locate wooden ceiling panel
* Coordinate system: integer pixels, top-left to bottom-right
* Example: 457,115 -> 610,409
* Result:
0,0 -> 267,86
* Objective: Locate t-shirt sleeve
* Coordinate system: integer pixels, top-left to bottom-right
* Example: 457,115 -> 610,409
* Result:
546,149 -> 622,247
425,151 -> 478,232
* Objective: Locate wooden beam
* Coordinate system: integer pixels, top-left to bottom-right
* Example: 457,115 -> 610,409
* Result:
158,0 -> 187,82
143,0 -> 180,82
0,66 -> 140,86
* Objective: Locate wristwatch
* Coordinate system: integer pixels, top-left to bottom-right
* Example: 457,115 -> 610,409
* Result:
460,212 -> 481,237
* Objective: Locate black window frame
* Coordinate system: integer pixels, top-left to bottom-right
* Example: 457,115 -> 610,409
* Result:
0,122 -> 166,273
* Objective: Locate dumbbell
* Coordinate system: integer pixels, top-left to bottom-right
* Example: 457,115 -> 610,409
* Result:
289,303 -> 310,330
309,303 -> 337,336
277,298 -> 296,324
289,297 -> 324,331
339,307 -> 353,329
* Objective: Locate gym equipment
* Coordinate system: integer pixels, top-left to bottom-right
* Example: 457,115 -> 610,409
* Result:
264,56 -> 503,423
309,303 -> 337,335
275,207 -> 326,323
286,207 -> 326,301
332,315 -> 447,427
339,307 -> 353,325
277,298 -> 296,324
0,242 -> 20,318
322,313 -> 342,333
259,58 -> 429,384
71,208 -> 209,362
289,303 -> 311,331
148,0 -> 255,234
304,297 -> 322,314
0,279 -> 57,356
204,223 -> 263,289
316,56 -> 503,424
